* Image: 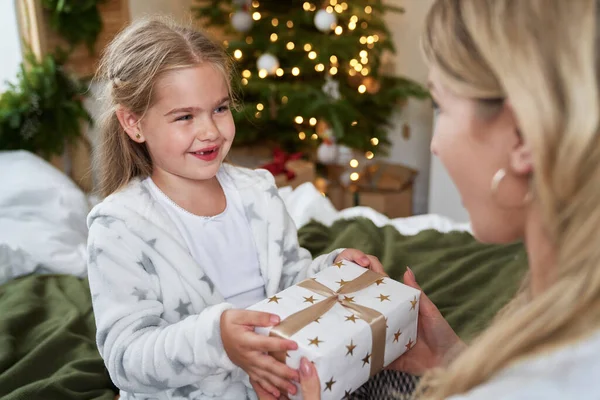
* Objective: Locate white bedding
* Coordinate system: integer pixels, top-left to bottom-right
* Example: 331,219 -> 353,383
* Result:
0,151 -> 90,284
278,182 -> 471,235
0,151 -> 470,285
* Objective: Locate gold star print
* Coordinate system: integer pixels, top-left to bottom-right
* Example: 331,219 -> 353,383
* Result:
377,294 -> 391,302
362,353 -> 371,367
346,340 -> 356,356
325,377 -> 336,391
336,279 -> 348,287
343,390 -> 352,399
304,295 -> 317,304
410,295 -> 418,310
342,296 -> 355,303
268,295 -> 281,304
405,338 -> 414,351
308,336 -> 323,347
334,261 -> 344,268
314,316 -> 322,324
345,314 -> 359,323
375,278 -> 386,286
393,329 -> 402,343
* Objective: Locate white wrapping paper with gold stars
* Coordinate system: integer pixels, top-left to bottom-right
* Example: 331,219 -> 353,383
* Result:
247,261 -> 420,399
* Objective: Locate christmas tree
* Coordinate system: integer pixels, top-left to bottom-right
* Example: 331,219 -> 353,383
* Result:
194,0 -> 427,159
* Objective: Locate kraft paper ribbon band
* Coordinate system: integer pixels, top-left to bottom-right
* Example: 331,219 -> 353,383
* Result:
269,269 -> 387,377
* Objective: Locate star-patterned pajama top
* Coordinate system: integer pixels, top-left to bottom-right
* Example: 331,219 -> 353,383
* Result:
86,164 -> 342,400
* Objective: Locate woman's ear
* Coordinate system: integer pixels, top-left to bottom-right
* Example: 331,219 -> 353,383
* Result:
502,101 -> 533,178
509,139 -> 533,177
116,106 -> 145,143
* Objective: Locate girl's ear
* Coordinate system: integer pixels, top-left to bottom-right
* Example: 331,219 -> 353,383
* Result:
116,106 -> 145,143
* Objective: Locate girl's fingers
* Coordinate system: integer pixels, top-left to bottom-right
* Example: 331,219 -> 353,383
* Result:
255,377 -> 280,399
366,255 -> 387,276
259,353 -> 300,381
246,334 -> 298,353
250,379 -> 278,400
257,369 -> 297,396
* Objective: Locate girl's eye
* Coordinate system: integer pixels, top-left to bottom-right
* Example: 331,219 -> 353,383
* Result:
215,105 -> 230,114
176,114 -> 193,121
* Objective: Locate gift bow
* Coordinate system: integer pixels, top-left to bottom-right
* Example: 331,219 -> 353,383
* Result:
259,148 -> 304,181
270,269 -> 387,377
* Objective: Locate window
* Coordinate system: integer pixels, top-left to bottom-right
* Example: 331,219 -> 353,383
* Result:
0,0 -> 23,91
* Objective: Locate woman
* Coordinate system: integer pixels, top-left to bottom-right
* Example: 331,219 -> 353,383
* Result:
287,0 -> 600,399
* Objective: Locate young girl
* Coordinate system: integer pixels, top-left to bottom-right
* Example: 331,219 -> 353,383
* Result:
87,17 -> 384,400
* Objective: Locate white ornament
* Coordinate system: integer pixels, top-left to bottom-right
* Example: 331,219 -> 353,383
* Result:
314,9 -> 337,32
322,75 -> 341,100
336,145 -> 354,165
257,53 -> 280,75
317,141 -> 338,164
231,11 -> 253,33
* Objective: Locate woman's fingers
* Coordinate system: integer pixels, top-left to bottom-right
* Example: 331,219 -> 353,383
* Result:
299,357 -> 321,399
403,268 -> 440,317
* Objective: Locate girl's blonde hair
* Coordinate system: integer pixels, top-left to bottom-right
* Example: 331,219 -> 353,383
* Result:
419,0 -> 600,398
94,17 -> 236,197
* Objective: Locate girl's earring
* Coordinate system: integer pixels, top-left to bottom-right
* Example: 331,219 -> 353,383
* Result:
135,133 -> 141,139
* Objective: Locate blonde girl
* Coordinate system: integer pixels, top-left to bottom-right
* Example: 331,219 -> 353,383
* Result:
87,17 -> 384,400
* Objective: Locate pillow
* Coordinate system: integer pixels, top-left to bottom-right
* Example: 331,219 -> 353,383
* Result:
0,151 -> 89,279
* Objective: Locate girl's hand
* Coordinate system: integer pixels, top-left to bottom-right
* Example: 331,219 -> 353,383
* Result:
385,268 -> 466,376
335,248 -> 387,276
250,378 -> 278,400
220,309 -> 299,398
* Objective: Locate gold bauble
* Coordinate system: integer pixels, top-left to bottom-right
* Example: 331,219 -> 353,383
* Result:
363,76 -> 381,94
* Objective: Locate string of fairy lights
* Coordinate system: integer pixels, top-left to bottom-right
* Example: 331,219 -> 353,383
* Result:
229,0 -> 384,183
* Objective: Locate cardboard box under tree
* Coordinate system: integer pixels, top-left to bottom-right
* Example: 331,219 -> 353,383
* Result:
325,163 -> 418,218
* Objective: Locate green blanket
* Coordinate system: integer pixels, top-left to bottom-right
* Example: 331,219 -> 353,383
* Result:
299,218 -> 528,340
0,217 -> 528,399
0,275 -> 116,400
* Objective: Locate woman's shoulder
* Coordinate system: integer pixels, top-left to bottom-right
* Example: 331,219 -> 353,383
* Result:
449,330 -> 600,400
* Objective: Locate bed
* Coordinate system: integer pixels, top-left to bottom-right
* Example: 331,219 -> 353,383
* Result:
0,151 -> 528,400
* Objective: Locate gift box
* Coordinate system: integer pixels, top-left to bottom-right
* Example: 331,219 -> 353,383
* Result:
327,185 -> 414,218
323,162 -> 417,218
259,148 -> 316,189
248,261 -> 420,400
358,163 -> 417,192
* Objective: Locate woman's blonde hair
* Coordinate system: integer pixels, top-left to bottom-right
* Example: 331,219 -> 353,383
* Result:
93,17 -> 236,197
419,0 -> 600,398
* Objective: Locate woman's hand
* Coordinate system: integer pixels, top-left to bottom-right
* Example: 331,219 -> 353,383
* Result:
335,249 -> 387,276
386,268 -> 466,376
253,358 -> 322,399
298,357 -> 321,400
221,309 -> 300,398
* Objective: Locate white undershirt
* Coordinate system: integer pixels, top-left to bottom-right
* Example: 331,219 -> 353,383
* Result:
143,172 -> 266,309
